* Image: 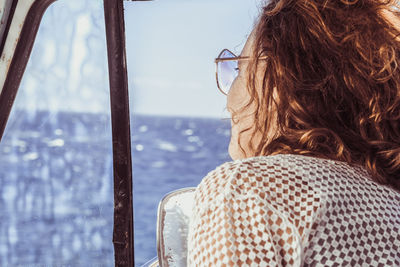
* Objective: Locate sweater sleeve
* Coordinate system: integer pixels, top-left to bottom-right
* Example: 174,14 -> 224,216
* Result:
187,160 -> 303,267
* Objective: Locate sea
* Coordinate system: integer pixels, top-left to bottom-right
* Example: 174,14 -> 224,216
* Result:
0,111 -> 231,266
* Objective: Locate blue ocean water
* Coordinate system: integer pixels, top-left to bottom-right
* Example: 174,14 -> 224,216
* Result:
0,111 -> 231,266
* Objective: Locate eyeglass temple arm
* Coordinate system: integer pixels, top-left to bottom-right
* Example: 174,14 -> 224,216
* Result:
215,56 -> 268,63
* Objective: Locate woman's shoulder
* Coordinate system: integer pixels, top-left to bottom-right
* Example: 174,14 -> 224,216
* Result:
200,153 -> 368,189
195,154 -> 326,209
196,154 -> 400,210
192,154 -> 400,255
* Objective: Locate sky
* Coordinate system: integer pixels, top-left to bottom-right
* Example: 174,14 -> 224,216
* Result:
124,0 -> 261,118
15,0 -> 261,118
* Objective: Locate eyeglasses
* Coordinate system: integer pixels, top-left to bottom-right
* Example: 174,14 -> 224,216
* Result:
215,48 -> 267,95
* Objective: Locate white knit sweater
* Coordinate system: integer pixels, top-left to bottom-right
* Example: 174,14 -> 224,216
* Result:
187,154 -> 400,266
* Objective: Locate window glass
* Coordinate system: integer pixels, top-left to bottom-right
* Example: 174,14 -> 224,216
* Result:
124,1 -> 259,265
0,0 -> 113,265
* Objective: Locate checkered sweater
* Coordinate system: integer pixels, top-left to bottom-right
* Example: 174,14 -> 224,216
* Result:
187,154 -> 400,266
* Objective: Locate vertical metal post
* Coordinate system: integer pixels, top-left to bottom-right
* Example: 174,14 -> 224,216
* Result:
103,0 -> 135,266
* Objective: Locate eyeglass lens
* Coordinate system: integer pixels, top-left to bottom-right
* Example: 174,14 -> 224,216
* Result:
217,50 -> 239,95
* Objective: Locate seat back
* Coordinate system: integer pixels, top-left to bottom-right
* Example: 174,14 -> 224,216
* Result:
157,187 -> 196,267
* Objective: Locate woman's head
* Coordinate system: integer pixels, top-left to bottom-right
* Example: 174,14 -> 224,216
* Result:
228,0 -> 400,189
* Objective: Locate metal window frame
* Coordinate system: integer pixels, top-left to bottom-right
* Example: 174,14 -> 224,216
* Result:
0,0 -> 17,56
0,0 -> 150,266
103,0 -> 134,265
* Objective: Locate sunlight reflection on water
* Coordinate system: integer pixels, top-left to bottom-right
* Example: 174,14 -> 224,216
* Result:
0,112 -> 231,266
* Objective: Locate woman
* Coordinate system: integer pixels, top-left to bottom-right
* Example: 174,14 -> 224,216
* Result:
187,0 -> 400,266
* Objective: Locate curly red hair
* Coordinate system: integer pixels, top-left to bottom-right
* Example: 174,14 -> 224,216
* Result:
243,0 -> 400,190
